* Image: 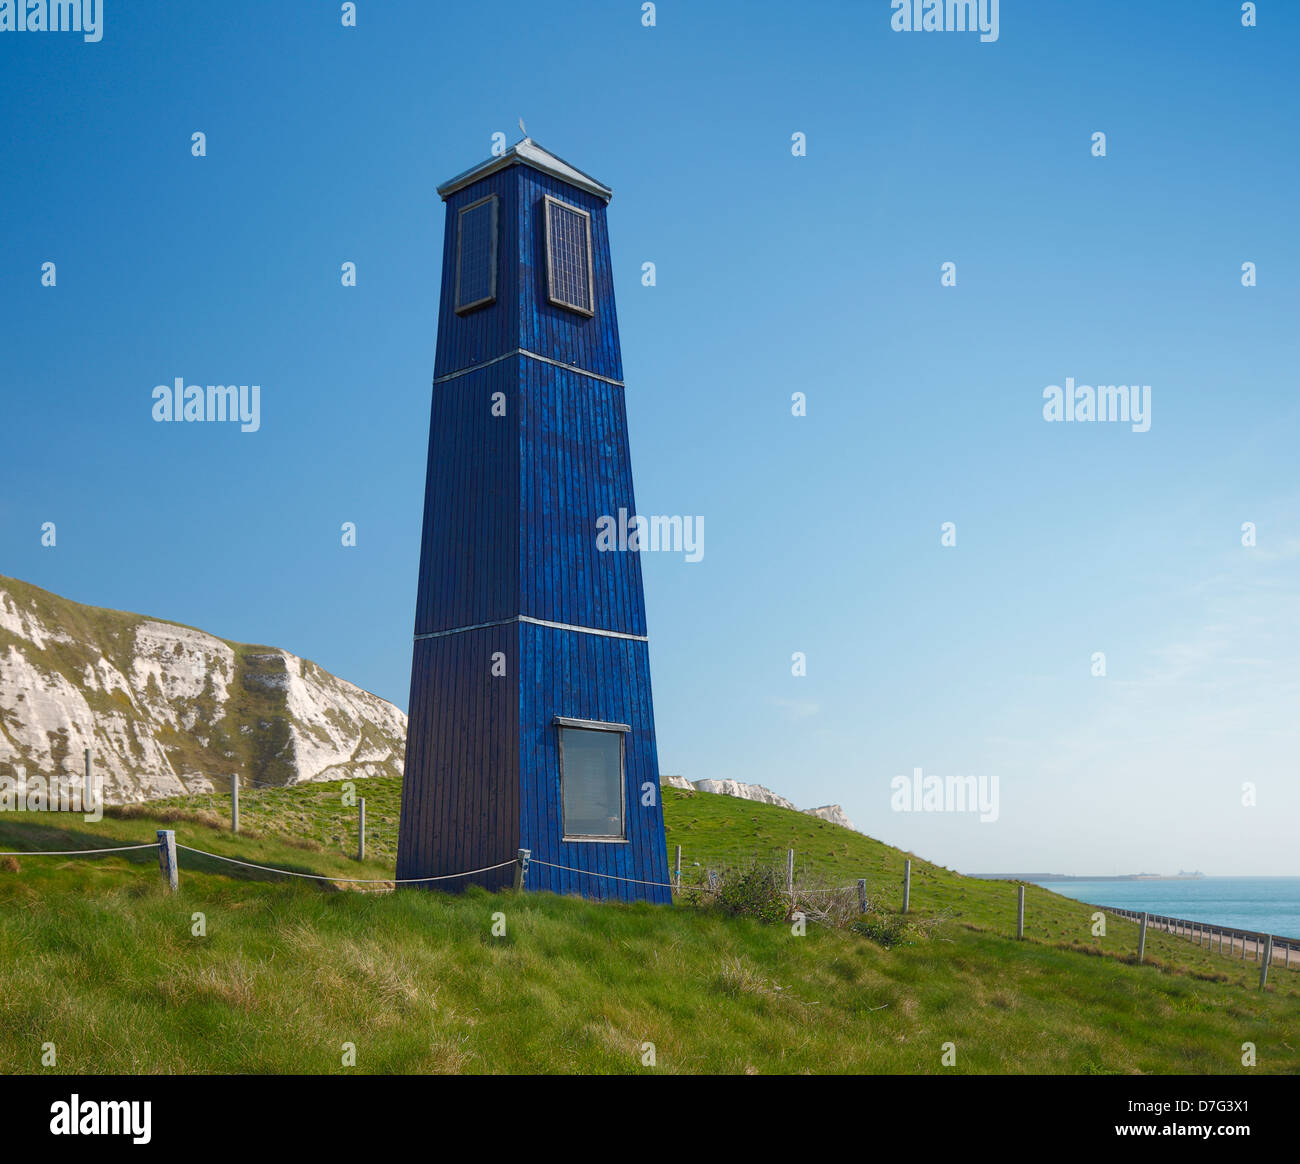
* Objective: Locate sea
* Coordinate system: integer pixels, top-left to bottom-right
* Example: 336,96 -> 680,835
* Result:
1028,877 -> 1300,940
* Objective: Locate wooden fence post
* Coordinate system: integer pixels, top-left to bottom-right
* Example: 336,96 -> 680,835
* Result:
231,774 -> 239,835
357,797 -> 366,861
858,878 -> 867,914
513,848 -> 531,891
156,829 -> 178,892
674,844 -> 682,892
902,859 -> 911,914
83,748 -> 96,815
1017,884 -> 1025,940
1260,936 -> 1272,990
786,849 -> 795,898
1137,912 -> 1148,962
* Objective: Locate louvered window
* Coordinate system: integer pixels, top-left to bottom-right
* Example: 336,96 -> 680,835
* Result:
544,195 -> 594,316
455,194 -> 498,313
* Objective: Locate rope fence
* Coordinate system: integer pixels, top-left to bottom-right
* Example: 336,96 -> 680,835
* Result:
528,856 -> 708,892
3,826 -> 1296,989
175,845 -> 516,885
0,843 -> 157,857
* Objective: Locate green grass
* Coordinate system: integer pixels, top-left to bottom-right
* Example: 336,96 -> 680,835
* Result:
139,775 -> 403,865
0,783 -> 1294,1075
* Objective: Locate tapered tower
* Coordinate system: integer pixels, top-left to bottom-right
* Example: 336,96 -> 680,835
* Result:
396,140 -> 670,903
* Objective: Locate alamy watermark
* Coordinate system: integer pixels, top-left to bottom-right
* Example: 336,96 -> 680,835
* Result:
0,768 -> 101,823
152,378 -> 261,433
0,0 -> 103,42
890,0 -> 999,43
50,1095 -> 150,1144
596,508 -> 704,563
890,767 -> 999,823
1042,378 -> 1151,433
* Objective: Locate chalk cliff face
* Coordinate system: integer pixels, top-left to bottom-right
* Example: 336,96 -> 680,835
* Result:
804,804 -> 856,831
0,576 -> 406,805
693,778 -> 798,810
661,775 -> 858,833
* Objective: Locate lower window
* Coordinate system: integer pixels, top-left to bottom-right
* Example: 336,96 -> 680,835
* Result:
558,723 -> 626,840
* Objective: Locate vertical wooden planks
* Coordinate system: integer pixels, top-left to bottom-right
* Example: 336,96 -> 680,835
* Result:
402,148 -> 669,903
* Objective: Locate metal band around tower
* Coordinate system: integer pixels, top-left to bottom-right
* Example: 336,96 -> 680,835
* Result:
432,348 -> 625,388
414,615 -> 648,643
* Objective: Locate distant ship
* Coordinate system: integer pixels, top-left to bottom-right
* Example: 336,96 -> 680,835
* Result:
1175,870 -> 1205,879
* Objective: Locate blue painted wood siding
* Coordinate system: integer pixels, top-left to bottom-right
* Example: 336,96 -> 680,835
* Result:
518,357 -> 647,636
432,169 -> 520,381
397,625 -> 519,891
412,360 -> 519,635
432,168 -> 622,384
518,622 -> 670,904
399,151 -> 669,904
516,169 -> 623,384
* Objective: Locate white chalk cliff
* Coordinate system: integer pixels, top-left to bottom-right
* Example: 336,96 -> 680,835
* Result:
0,576 -> 406,804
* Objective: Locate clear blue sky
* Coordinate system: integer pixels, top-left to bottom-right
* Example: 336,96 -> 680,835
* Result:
2,1 -> 1297,874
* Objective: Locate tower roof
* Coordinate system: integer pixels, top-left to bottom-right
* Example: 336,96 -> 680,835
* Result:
436,138 -> 613,203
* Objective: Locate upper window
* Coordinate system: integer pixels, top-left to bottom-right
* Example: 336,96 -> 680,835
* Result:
556,718 -> 627,840
455,194 -> 498,314
544,195 -> 594,317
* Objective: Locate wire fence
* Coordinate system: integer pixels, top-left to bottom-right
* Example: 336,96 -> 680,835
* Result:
1,830 -> 887,905
107,778 -> 401,865
3,829 -> 1296,987
1100,904 -> 1297,968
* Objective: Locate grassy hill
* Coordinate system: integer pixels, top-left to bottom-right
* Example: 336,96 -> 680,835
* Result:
0,780 -> 1294,1075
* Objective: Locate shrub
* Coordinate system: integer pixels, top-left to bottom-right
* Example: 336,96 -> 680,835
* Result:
0,856 -> 20,874
852,912 -> 910,949
712,865 -> 789,925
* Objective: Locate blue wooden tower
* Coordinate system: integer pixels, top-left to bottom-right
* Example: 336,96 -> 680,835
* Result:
396,139 -> 671,904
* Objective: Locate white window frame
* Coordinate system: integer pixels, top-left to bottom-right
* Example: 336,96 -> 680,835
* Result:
454,193 -> 498,314
555,717 -> 629,843
543,194 -> 595,318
